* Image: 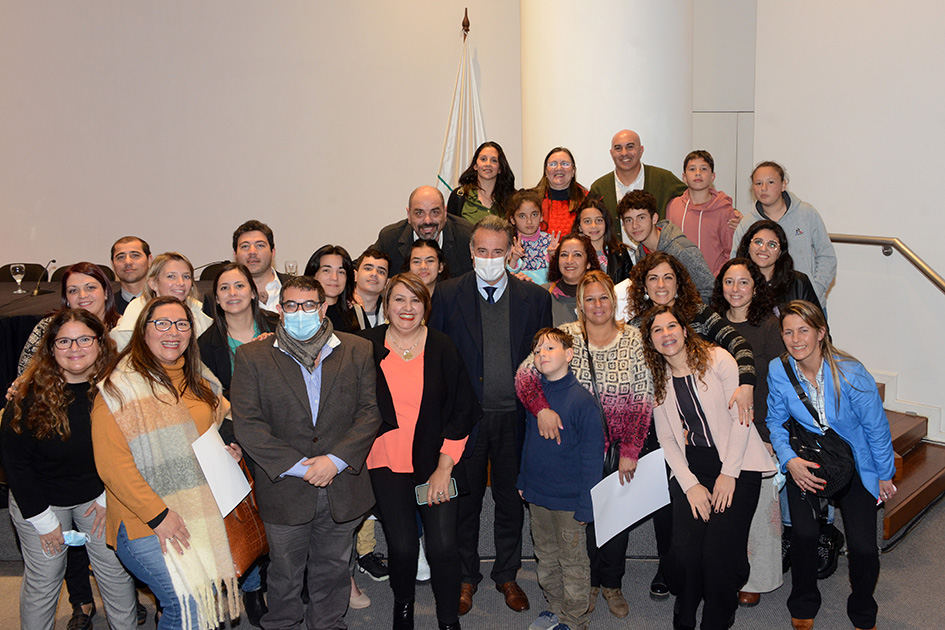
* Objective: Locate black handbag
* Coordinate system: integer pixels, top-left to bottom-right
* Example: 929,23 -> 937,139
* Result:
583,337 -> 620,476
780,354 -> 855,499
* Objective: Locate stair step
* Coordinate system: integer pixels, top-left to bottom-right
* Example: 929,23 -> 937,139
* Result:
883,442 -> 945,539
887,410 -> 927,456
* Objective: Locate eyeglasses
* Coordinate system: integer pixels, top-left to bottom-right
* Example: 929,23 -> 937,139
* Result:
147,319 -> 192,332
750,238 -> 780,251
546,161 -> 573,169
54,336 -> 97,350
281,300 -> 322,313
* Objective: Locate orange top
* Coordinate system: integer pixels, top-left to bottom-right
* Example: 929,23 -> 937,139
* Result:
366,343 -> 467,472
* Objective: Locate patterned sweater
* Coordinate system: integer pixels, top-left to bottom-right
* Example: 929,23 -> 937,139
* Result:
515,321 -> 654,461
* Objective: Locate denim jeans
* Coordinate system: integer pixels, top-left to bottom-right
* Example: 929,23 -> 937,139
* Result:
115,523 -> 198,630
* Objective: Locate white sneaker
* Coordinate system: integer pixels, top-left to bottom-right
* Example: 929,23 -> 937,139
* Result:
416,536 -> 431,582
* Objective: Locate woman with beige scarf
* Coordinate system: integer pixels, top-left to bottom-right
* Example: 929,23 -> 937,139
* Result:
92,296 -> 239,630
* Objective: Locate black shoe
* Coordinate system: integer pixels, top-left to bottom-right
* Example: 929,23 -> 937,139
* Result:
782,526 -> 792,573
817,524 -> 844,579
650,569 -> 670,600
358,551 -> 391,581
438,621 -> 461,630
243,589 -> 268,627
393,601 -> 414,630
135,597 -> 147,625
67,603 -> 95,630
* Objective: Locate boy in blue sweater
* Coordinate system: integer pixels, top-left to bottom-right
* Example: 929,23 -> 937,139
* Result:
518,328 -> 605,630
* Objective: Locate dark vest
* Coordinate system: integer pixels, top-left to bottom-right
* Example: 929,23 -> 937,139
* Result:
479,285 -> 516,412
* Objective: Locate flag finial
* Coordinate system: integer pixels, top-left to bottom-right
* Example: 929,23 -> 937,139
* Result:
462,8 -> 470,41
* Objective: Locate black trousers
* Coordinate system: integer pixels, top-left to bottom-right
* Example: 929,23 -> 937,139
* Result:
663,446 -> 761,630
370,467 -> 461,623
456,410 -> 523,585
786,475 -> 879,628
65,546 -> 93,606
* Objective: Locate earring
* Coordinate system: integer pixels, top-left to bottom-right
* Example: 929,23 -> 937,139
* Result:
644,291 -> 651,301
674,291 -> 678,299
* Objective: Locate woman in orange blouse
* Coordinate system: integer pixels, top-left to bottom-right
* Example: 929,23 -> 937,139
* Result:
359,273 -> 481,630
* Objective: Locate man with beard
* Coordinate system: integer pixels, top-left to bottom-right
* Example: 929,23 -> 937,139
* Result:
373,186 -> 474,277
233,219 -> 288,312
110,236 -> 152,314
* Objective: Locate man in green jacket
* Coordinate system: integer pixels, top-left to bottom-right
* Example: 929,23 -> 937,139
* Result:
589,129 -> 687,228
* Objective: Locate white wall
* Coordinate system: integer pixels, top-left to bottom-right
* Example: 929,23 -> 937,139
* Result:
0,1 -> 522,271
754,1 -> 945,438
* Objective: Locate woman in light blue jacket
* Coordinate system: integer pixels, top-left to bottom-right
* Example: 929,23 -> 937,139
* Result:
766,300 -> 895,630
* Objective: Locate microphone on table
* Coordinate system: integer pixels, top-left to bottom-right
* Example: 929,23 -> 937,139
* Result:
31,259 -> 57,296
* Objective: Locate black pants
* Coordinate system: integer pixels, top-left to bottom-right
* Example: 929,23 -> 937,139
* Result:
65,546 -> 93,607
786,475 -> 879,628
456,410 -> 523,585
663,446 -> 760,630
370,467 -> 461,624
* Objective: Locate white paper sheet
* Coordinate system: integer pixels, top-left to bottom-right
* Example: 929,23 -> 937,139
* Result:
191,424 -> 251,517
591,448 -> 670,546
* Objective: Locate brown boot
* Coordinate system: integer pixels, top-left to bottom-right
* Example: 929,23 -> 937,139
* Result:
737,591 -> 760,607
601,587 -> 629,618
791,618 -> 814,630
588,586 -> 599,614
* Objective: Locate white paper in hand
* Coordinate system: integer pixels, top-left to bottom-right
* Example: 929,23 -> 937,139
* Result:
591,448 -> 670,546
191,424 -> 251,517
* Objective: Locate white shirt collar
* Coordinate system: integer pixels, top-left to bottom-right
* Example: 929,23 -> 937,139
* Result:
475,270 -> 509,302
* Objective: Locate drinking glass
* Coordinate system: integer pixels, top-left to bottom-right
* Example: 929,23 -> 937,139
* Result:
284,260 -> 298,276
11,263 -> 27,293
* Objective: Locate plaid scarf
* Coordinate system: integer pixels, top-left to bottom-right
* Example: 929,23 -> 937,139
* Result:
97,357 -> 238,630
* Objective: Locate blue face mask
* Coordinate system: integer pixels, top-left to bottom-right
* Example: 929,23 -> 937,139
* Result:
283,310 -> 322,340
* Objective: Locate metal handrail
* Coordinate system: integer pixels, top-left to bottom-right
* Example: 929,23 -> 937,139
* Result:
830,233 -> 945,296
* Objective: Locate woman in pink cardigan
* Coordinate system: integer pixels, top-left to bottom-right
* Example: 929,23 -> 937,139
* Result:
641,304 -> 775,630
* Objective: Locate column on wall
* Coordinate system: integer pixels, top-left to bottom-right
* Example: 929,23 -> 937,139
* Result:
519,0 -> 693,187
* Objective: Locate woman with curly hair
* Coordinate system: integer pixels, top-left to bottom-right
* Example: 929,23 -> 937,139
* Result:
447,141 -> 516,223
711,258 -> 784,606
571,197 -> 633,284
735,219 -> 822,315
534,147 -> 587,236
2,309 -> 136,629
515,270 -> 653,618
641,304 -> 774,630
543,234 -> 602,327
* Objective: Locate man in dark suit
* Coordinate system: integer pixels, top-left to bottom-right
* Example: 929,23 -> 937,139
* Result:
233,219 -> 290,312
231,275 -> 382,630
430,215 -> 552,616
110,236 -> 152,315
373,185 -> 474,277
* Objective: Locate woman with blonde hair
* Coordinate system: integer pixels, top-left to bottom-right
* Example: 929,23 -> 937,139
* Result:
111,252 -> 212,350
766,300 -> 895,630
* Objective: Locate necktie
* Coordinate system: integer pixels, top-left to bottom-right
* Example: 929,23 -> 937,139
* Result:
484,286 -> 496,305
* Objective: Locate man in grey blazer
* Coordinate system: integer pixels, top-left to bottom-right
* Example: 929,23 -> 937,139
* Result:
232,275 -> 382,630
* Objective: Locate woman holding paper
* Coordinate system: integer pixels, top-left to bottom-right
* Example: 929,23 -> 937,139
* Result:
515,270 -> 653,618
641,304 -> 774,630
2,308 -> 136,629
92,296 -> 239,630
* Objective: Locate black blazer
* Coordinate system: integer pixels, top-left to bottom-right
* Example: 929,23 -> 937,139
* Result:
197,310 -> 279,399
372,215 -> 474,278
358,325 -> 481,491
429,272 -> 552,455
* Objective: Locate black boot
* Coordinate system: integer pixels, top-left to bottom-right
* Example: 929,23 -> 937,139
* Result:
782,525 -> 792,573
817,523 -> 844,579
438,621 -> 461,630
243,590 -> 268,627
393,601 -> 414,630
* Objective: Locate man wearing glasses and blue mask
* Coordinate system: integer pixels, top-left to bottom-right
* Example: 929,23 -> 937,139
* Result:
231,275 -> 381,630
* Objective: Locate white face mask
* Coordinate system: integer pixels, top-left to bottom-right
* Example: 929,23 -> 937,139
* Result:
473,256 -> 506,283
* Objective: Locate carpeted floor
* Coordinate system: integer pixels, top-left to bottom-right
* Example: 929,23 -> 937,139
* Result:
1,491 -> 943,629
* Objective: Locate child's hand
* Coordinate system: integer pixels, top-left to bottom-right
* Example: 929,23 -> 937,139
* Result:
727,209 -> 743,231
547,231 -> 561,256
510,235 -> 526,265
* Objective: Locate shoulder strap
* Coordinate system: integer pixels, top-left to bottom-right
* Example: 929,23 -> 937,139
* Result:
582,334 -> 611,441
780,353 -> 826,430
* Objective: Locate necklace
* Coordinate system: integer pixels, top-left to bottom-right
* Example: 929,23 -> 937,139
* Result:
387,329 -> 424,360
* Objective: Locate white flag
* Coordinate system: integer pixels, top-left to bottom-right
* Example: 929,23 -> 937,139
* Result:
436,36 -> 486,199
